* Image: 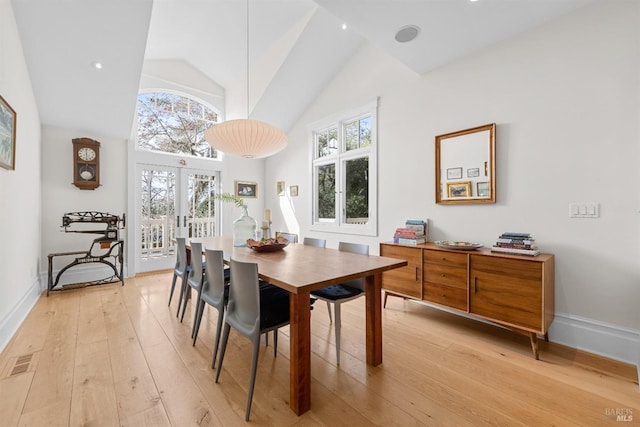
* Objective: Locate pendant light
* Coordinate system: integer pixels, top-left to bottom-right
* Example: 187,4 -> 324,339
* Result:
205,0 -> 288,159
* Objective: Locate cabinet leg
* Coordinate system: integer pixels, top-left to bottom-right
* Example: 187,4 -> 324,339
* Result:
383,291 -> 407,308
544,333 -> 549,342
529,333 -> 539,360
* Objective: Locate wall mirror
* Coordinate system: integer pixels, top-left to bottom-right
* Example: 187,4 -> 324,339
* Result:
435,123 -> 496,204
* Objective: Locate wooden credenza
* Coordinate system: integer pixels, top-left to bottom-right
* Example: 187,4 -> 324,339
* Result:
380,242 -> 555,359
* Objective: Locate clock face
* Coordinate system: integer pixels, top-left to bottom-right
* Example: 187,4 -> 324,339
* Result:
78,147 -> 96,161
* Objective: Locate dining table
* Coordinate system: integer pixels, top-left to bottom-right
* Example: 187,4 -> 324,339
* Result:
188,235 -> 407,416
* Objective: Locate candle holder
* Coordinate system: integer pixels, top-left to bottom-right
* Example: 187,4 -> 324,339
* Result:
261,220 -> 272,240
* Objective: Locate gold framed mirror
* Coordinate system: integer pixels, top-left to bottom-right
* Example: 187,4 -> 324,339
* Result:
435,123 -> 496,204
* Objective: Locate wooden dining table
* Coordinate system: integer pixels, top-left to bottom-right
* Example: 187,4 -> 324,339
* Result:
188,236 -> 407,415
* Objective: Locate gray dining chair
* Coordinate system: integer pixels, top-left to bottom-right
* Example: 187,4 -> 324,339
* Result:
310,241 -> 369,365
192,249 -> 230,367
179,241 -> 204,323
275,231 -> 298,243
302,237 -> 326,247
215,258 -> 290,421
168,237 -> 190,308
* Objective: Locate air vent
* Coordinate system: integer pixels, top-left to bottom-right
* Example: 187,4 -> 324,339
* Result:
9,353 -> 33,377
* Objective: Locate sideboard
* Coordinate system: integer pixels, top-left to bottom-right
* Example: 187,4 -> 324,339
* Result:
380,242 -> 555,359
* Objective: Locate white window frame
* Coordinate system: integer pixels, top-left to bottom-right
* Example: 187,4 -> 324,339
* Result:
308,98 -> 378,236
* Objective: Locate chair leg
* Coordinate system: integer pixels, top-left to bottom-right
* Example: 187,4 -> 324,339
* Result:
192,299 -> 205,346
191,290 -> 203,339
211,309 -> 224,369
180,287 -> 190,322
325,301 -> 333,323
246,340 -> 261,421
334,302 -> 342,365
176,274 -> 187,317
168,273 -> 178,306
215,323 -> 231,383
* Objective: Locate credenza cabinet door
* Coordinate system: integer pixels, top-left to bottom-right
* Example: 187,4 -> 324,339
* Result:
469,255 -> 543,332
380,244 -> 422,299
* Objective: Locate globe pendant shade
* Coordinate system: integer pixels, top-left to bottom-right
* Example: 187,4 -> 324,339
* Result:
205,119 -> 288,159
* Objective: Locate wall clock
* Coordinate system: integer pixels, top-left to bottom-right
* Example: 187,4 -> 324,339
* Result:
72,137 -> 100,190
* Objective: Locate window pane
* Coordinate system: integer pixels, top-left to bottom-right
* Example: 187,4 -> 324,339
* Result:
345,157 -> 369,224
359,116 -> 372,148
188,174 -> 216,238
316,127 -> 338,158
317,164 -> 335,219
137,92 -> 219,159
345,120 -> 358,151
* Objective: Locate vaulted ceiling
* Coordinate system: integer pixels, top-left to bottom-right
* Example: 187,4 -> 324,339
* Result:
11,0 -> 594,140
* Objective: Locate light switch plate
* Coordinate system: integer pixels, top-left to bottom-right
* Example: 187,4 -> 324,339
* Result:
569,203 -> 600,218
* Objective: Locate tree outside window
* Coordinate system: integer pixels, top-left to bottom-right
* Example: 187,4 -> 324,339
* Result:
137,92 -> 219,158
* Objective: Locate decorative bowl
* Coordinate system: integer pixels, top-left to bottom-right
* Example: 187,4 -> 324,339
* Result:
434,240 -> 483,251
247,237 -> 289,252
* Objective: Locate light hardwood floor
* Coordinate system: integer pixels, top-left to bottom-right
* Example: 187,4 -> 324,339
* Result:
0,272 -> 638,426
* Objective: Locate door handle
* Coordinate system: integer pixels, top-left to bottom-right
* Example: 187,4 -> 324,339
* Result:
183,215 -> 187,227
474,277 -> 478,293
176,215 -> 180,228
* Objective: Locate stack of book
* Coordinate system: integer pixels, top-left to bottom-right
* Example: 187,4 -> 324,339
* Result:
393,219 -> 428,245
491,232 -> 540,256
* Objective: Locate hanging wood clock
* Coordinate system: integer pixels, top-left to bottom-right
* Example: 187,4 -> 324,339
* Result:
72,137 -> 100,190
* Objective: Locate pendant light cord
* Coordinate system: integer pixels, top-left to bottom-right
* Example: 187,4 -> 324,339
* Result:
246,0 -> 250,118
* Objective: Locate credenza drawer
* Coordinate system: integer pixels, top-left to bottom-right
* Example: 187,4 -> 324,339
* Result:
424,250 -> 467,268
423,264 -> 466,289
423,282 -> 467,311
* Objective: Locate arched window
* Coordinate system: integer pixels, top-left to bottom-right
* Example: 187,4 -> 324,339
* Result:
137,92 -> 219,159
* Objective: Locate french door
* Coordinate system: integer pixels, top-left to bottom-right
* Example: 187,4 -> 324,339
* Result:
135,164 -> 220,273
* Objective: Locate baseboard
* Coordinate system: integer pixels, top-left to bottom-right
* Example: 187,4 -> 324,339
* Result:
0,278 -> 42,354
549,312 -> 640,367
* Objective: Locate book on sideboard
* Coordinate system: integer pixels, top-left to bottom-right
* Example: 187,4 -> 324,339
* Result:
491,245 -> 540,256
394,237 -> 427,245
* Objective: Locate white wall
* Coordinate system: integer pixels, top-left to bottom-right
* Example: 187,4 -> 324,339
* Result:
0,0 -> 42,351
40,126 -> 128,284
266,0 -> 640,364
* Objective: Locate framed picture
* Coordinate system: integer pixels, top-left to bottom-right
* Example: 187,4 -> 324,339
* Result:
477,181 -> 490,197
277,181 -> 285,196
467,168 -> 480,178
447,181 -> 471,198
290,185 -> 299,197
446,167 -> 462,180
0,95 -> 17,170
235,181 -> 257,198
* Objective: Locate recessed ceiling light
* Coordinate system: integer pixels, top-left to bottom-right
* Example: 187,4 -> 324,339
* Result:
91,61 -> 103,70
341,23 -> 348,30
395,25 -> 420,43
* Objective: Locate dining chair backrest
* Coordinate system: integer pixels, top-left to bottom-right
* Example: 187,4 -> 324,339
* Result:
338,241 -> 369,291
187,242 -> 204,288
168,237 -> 190,307
303,237 -> 326,247
276,231 -> 298,243
202,249 -> 226,305
175,237 -> 188,273
227,258 -> 261,336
